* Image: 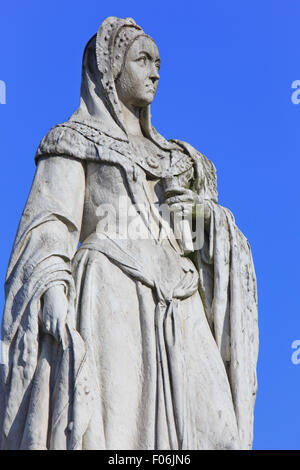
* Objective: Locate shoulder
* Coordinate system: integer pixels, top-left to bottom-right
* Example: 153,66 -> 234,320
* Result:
35,121 -> 134,167
35,122 -> 98,163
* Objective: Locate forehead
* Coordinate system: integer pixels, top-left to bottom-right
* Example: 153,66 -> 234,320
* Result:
127,36 -> 160,59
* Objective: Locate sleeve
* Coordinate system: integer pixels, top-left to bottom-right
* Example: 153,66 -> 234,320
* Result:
0,155 -> 93,450
2,156 -> 85,340
1,154 -> 86,377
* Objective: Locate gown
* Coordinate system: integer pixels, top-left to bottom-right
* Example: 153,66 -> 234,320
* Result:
0,17 -> 258,450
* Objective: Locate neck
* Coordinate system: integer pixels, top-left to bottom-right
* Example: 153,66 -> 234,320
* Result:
119,100 -> 143,136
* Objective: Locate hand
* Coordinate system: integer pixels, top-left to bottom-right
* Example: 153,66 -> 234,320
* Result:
164,187 -> 203,218
165,186 -> 212,232
41,285 -> 69,348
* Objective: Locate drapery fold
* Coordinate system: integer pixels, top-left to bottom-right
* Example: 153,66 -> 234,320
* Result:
178,141 -> 259,449
0,156 -> 89,449
193,201 -> 258,449
77,232 -> 199,449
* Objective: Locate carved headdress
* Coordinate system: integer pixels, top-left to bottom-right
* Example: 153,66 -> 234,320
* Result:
69,16 -> 172,149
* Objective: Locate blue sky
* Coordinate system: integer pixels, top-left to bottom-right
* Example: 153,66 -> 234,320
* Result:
1,0 -> 300,450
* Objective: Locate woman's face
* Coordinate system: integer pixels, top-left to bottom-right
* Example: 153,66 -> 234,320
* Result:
115,36 -> 160,108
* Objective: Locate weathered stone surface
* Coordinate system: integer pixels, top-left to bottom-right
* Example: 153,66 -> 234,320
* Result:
0,16 -> 258,450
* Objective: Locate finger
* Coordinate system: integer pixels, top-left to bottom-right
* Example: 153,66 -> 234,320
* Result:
166,195 -> 194,205
57,322 -> 66,350
165,186 -> 190,196
50,319 -> 59,340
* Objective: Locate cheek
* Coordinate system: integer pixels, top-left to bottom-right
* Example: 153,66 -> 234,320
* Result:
126,65 -> 147,90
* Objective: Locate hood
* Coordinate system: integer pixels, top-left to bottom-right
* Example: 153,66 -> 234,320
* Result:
69,16 -> 177,150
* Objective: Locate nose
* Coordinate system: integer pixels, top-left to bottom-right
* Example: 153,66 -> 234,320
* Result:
150,62 -> 160,83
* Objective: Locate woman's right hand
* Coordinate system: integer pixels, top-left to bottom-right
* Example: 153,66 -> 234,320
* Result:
41,285 -> 69,348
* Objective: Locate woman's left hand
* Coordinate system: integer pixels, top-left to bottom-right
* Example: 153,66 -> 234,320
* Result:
164,187 -> 203,217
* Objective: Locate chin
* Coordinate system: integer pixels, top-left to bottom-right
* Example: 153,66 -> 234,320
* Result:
135,94 -> 155,107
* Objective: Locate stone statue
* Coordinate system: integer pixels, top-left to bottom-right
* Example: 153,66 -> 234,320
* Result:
0,17 -> 258,450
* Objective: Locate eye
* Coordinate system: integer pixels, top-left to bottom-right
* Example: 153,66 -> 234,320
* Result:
155,61 -> 161,71
136,55 -> 147,65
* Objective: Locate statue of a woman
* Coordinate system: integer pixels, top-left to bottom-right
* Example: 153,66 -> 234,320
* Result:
0,17 -> 258,450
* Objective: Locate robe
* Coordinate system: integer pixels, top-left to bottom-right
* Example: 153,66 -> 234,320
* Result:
0,127 -> 258,449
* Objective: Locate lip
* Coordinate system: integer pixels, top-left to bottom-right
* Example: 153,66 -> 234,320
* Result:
146,87 -> 155,94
